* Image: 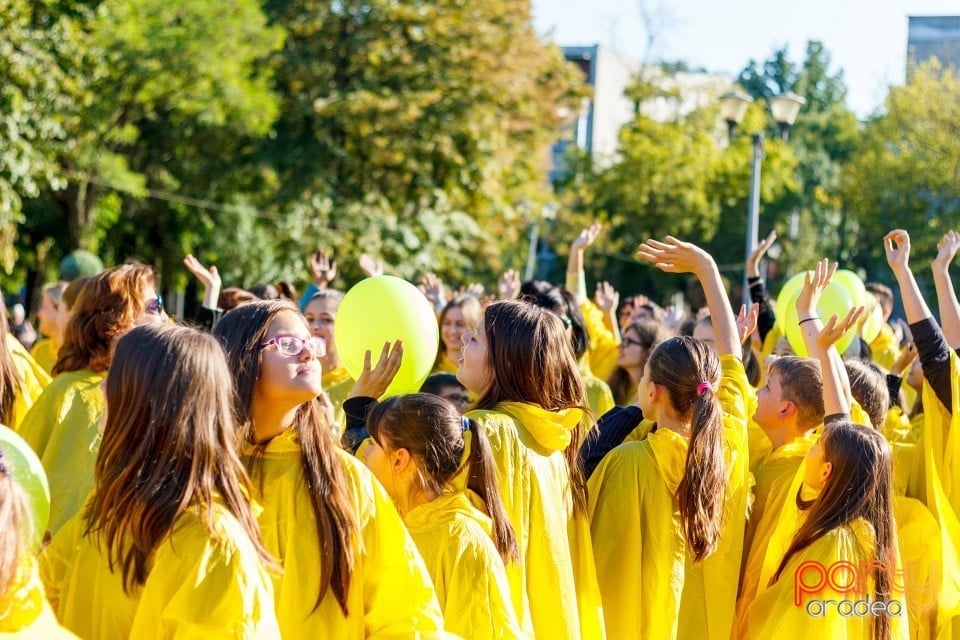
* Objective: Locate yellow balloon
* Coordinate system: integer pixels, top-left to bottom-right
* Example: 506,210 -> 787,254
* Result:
774,272 -> 808,333
784,282 -> 857,357
0,424 -> 50,549
335,276 -> 439,397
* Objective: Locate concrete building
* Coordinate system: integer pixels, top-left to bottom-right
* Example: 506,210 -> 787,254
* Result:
907,15 -> 960,73
550,44 -> 733,184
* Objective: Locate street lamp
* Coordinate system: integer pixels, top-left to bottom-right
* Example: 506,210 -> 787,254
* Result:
719,90 -> 805,303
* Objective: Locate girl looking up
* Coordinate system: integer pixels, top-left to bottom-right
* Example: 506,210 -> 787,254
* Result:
213,300 -> 444,638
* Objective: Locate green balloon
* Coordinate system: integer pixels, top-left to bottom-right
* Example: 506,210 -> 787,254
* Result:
0,425 -> 50,548
335,276 -> 439,397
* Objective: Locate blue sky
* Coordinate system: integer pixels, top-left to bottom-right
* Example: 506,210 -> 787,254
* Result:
532,0 -> 960,117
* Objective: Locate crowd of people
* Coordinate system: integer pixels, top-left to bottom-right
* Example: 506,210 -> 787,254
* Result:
0,224 -> 958,640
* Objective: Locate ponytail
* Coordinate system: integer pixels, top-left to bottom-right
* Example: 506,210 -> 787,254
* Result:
676,387 -> 726,561
464,418 -> 518,563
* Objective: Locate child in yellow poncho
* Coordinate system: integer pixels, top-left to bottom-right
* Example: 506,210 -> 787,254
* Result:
214,301 -> 445,638
459,300 -> 605,639
18,264 -> 166,536
363,393 -> 523,639
40,324 -> 278,639
588,236 -> 750,640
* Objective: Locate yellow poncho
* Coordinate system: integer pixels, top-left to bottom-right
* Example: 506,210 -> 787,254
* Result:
869,322 -> 902,374
0,556 -> 76,639
6,334 -> 51,431
404,491 -> 523,640
589,354 -> 750,640
580,300 -> 620,382
433,352 -> 458,375
323,364 -> 354,433
28,339 -> 58,377
16,368 -> 104,535
739,518 -> 910,639
466,402 -> 605,640
243,428 -> 444,638
40,502 -> 279,639
579,358 -> 615,418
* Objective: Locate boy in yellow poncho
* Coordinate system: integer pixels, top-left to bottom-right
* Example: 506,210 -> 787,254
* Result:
589,236 -> 750,640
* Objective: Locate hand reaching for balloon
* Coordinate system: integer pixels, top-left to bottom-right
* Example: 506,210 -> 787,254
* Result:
348,340 -> 403,400
795,258 -> 837,321
736,303 -> 760,346
816,307 -> 865,353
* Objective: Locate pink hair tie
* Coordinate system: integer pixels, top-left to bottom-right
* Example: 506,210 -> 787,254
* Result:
696,381 -> 715,397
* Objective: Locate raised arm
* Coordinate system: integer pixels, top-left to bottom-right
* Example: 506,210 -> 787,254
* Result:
885,230 -> 934,323
931,229 -> 960,349
637,236 -> 740,359
566,222 -> 602,303
746,230 -> 778,341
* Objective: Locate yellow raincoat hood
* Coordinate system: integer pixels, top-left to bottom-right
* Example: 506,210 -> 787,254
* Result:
497,402 -> 585,452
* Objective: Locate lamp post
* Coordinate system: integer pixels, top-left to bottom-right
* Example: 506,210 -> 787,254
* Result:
720,90 -> 805,304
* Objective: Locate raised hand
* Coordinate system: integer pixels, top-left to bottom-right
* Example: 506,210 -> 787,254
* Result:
594,281 -> 620,313
461,283 -> 484,299
348,340 -> 403,399
736,303 -> 760,346
184,254 -> 222,291
891,341 -> 918,377
747,230 -> 777,278
420,273 -> 446,310
795,258 -> 838,320
933,229 -> 960,273
636,236 -> 713,276
183,254 -> 222,309
310,251 -> 338,287
816,306 -> 866,352
497,269 -> 521,300
884,230 -> 912,274
571,222 -> 603,253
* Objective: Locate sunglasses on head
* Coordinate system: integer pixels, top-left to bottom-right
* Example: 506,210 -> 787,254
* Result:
145,295 -> 164,315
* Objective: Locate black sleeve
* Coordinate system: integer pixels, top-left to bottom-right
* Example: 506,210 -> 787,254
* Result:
194,306 -> 223,333
824,412 -> 852,427
910,318 -> 953,412
340,396 -> 377,454
579,405 -> 644,480
885,374 -> 903,410
748,277 -> 776,342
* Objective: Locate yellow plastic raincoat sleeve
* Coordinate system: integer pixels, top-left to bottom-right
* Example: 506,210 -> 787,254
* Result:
6,334 -> 51,431
580,301 -> 620,382
16,369 -> 105,535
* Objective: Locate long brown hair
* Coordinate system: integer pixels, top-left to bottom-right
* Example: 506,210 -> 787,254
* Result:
0,451 -> 27,597
83,324 -> 273,593
647,336 -> 726,562
773,422 -> 895,640
213,300 -> 357,615
473,300 -> 590,512
0,297 -> 23,427
367,393 -> 518,562
54,264 -> 156,375
607,319 -> 665,406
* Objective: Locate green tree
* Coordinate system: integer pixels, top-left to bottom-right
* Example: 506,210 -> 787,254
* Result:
257,0 -> 586,285
844,60 -> 960,283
